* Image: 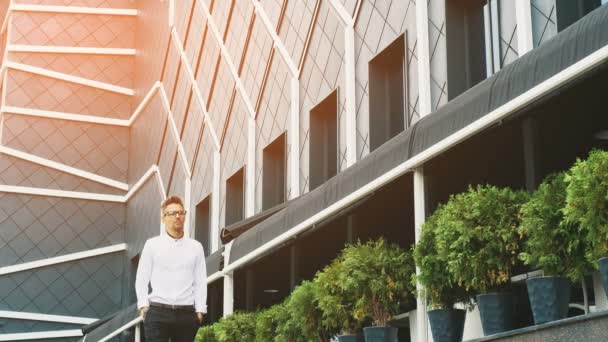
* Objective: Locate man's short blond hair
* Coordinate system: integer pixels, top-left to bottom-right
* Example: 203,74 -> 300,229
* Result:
161,195 -> 184,213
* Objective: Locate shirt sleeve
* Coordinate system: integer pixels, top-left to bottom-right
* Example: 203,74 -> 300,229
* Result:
135,241 -> 153,309
194,244 -> 208,313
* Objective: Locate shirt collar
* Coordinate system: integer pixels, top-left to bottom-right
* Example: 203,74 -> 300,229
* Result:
163,230 -> 185,242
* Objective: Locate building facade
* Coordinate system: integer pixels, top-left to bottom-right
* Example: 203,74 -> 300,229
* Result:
1,0 -> 608,341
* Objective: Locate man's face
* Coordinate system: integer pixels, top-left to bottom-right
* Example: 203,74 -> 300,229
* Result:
162,203 -> 186,231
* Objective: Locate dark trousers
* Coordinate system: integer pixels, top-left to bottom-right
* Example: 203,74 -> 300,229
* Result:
143,306 -> 199,342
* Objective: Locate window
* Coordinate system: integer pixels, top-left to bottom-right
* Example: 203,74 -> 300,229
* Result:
555,0 -> 601,31
195,196 -> 211,256
263,133 -> 286,210
446,0 -> 487,98
226,168 -> 245,226
369,34 -> 407,151
310,90 -> 338,190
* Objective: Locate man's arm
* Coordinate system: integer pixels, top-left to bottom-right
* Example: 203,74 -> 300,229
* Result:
135,241 -> 153,317
193,244 -> 208,320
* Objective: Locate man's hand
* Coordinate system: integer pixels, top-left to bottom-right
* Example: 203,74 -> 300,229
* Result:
196,312 -> 205,325
140,307 -> 149,320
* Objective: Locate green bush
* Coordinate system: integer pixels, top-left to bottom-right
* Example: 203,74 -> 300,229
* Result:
519,172 -> 592,281
255,304 -> 285,342
195,324 -> 218,342
564,149 -> 608,262
214,311 -> 257,342
285,280 -> 331,341
315,251 -> 363,335
414,205 -> 473,309
339,239 -> 416,327
435,185 -> 529,294
274,301 -> 306,342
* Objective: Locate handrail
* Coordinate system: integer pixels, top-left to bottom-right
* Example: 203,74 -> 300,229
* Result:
97,316 -> 143,342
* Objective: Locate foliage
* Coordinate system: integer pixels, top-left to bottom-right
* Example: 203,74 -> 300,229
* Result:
195,324 -> 218,342
435,185 -> 529,294
255,304 -> 285,342
564,149 -> 608,262
285,280 -> 331,341
315,250 -> 364,335
214,311 -> 257,342
414,205 -> 474,309
274,301 -> 306,342
519,172 -> 592,281
339,239 -> 416,327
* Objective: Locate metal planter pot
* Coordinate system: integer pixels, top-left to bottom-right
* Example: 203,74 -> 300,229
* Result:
477,292 -> 515,336
598,257 -> 608,298
362,326 -> 398,342
337,333 -> 364,342
526,276 -> 571,324
428,308 -> 466,342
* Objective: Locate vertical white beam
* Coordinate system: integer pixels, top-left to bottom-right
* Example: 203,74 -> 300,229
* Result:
344,25 -> 357,167
211,151 -> 221,253
490,0 -> 501,72
134,324 -> 141,342
223,241 -> 234,316
413,168 -> 429,342
484,4 -> 495,77
515,0 -> 534,55
416,0 -> 432,117
246,117 -> 256,217
289,77 -> 301,199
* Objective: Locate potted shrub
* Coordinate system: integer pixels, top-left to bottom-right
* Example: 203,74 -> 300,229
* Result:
214,311 -> 257,342
316,252 -> 365,342
435,185 -> 529,336
256,304 -> 286,342
519,172 -> 592,324
564,149 -> 608,297
339,239 -> 416,342
286,280 -> 332,341
414,205 -> 473,342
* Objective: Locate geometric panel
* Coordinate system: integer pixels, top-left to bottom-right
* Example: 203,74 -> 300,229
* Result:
0,251 -> 125,319
14,0 -> 136,8
4,69 -> 133,119
0,193 -> 125,267
2,114 -> 129,182
10,12 -> 135,48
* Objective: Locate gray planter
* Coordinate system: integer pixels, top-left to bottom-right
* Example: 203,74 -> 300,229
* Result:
477,292 -> 515,336
526,276 -> 571,324
599,257 -> 608,298
428,308 -> 465,342
362,326 -> 398,342
337,333 -> 364,342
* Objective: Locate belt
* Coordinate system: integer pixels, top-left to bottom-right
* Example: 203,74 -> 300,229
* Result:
150,302 -> 195,311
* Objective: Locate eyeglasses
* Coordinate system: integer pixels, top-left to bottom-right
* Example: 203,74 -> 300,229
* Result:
164,210 -> 187,217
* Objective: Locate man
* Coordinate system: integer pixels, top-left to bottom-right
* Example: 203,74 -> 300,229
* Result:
135,195 -> 207,342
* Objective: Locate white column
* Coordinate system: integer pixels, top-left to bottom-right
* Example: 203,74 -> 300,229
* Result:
223,241 -> 235,316
416,0 -> 432,117
134,324 -> 141,342
413,168 -> 430,342
515,0 -> 534,55
210,151 -> 221,252
246,116 -> 256,217
289,77 -> 301,199
344,24 -> 357,167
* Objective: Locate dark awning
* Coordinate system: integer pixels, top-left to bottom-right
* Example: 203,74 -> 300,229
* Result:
206,248 -> 224,275
229,5 -> 608,266
220,201 -> 289,243
78,304 -> 138,341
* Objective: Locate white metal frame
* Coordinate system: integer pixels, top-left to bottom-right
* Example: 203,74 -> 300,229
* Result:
10,4 -> 137,16
5,61 -> 134,96
0,145 -> 129,190
0,330 -> 83,341
97,317 -> 143,342
515,0 -> 534,55
0,243 -> 126,276
328,0 -> 360,168
7,45 -> 136,55
0,310 -> 97,325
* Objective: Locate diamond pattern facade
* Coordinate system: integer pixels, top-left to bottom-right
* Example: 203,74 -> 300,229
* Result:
0,0 -> 572,338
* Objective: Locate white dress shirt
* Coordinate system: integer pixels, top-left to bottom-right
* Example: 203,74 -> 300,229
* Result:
135,233 -> 207,313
